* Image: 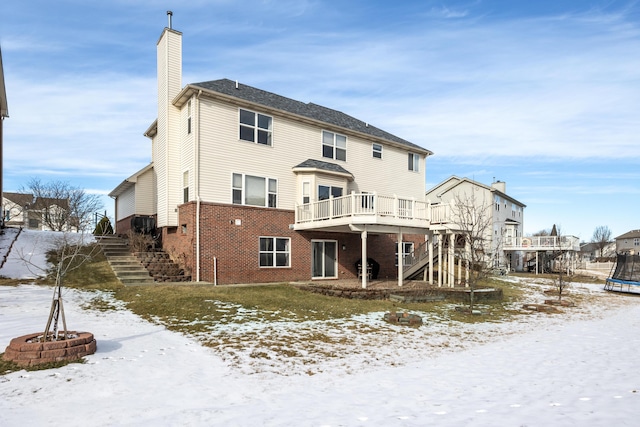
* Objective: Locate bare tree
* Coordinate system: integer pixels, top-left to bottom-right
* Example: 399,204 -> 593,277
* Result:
592,225 -> 612,258
452,193 -> 500,311
22,178 -> 103,231
552,225 -> 571,302
15,230 -> 107,341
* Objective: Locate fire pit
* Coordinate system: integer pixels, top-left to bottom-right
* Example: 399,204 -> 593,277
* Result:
2,332 -> 96,367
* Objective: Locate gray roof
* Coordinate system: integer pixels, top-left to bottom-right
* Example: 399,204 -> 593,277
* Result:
191,79 -> 429,153
616,229 -> 640,240
294,159 -> 353,176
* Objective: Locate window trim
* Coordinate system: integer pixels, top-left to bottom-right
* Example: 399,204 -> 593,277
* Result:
183,170 -> 189,204
232,173 -> 278,208
322,130 -> 347,161
239,108 -> 273,146
372,143 -> 383,159
259,236 -> 291,268
187,99 -> 192,134
408,152 -> 419,172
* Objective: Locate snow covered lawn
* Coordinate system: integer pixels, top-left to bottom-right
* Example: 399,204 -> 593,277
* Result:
1,230 -> 639,426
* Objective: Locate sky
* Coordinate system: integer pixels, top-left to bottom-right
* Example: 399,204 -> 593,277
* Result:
1,230 -> 640,425
1,0 -> 639,241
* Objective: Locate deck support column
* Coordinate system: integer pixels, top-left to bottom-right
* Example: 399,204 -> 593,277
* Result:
428,233 -> 434,284
361,230 -> 368,289
397,229 -> 404,287
437,233 -> 443,287
449,233 -> 455,287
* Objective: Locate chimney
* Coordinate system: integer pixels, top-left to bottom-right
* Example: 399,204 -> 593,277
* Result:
155,15 -> 183,227
491,180 -> 506,194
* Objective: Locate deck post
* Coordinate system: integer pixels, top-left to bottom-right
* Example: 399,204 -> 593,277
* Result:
449,233 -> 455,287
397,230 -> 404,287
428,233 -> 434,284
361,230 -> 368,289
437,233 -> 443,287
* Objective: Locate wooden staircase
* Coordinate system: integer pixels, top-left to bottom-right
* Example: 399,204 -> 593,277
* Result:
97,236 -> 154,286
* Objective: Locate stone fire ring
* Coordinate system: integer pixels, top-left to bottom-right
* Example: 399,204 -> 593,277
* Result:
2,332 -> 97,367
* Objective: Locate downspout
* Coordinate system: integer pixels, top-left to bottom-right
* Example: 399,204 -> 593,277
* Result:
195,90 -> 202,281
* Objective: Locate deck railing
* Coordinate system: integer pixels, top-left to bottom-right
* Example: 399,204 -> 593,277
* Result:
503,235 -> 580,251
295,193 -> 432,224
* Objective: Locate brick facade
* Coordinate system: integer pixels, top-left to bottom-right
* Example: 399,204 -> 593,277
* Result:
159,201 -> 425,285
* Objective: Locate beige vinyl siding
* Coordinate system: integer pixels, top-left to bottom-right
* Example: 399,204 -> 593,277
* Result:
196,97 -> 427,210
135,168 -> 156,215
117,186 -> 135,219
155,29 -> 182,227
180,98 -> 194,203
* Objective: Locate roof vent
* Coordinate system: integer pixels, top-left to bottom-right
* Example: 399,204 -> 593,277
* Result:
167,11 -> 173,29
235,80 -> 239,89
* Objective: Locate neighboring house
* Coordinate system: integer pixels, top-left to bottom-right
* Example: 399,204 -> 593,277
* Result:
2,192 -> 33,228
579,241 -> 616,262
425,176 -> 527,272
2,192 -> 71,231
1,46 -> 9,227
615,230 -> 640,255
110,22 -> 436,286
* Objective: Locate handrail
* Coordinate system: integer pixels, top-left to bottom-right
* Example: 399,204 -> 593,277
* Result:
295,193 -> 432,224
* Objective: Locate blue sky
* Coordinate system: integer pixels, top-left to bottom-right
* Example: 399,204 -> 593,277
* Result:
1,0 -> 638,241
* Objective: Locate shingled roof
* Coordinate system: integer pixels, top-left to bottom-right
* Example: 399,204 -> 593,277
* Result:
188,79 -> 430,153
293,159 -> 354,177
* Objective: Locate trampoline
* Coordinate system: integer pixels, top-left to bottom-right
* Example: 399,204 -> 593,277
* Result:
605,253 -> 640,294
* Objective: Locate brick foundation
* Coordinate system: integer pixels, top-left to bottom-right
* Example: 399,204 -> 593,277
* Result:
157,201 -> 425,285
2,332 -> 97,367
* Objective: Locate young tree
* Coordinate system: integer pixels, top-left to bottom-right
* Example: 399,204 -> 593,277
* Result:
452,193 -> 500,311
552,225 -> 571,302
22,178 -> 103,232
592,225 -> 612,258
15,230 -> 106,341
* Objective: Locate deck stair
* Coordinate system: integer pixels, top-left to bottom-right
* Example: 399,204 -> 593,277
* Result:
97,236 -> 154,285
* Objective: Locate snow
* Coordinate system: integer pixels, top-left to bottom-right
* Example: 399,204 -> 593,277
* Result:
1,230 -> 640,426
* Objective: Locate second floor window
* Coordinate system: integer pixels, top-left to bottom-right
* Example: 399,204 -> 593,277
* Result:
232,173 -> 277,208
318,185 -> 343,201
187,100 -> 192,134
372,143 -> 382,159
322,131 -> 346,161
408,153 -> 419,172
240,109 -> 272,146
183,171 -> 189,203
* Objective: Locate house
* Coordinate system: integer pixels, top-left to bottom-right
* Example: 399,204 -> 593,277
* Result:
425,176 -> 527,272
2,192 -> 33,228
579,241 -> 615,262
1,46 -> 9,227
110,20 -> 437,286
615,230 -> 640,255
2,192 -> 71,231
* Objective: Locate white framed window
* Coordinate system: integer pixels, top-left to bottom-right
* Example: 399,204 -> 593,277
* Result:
183,171 -> 189,203
395,242 -> 414,266
239,109 -> 273,146
318,185 -> 343,201
259,237 -> 291,267
302,181 -> 310,204
408,152 -> 419,171
187,100 -> 192,134
372,143 -> 383,159
635,238 -> 640,247
232,173 -> 277,208
322,130 -> 347,161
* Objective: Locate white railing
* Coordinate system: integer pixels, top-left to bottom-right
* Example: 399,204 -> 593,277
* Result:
295,193 -> 432,224
503,235 -> 581,251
